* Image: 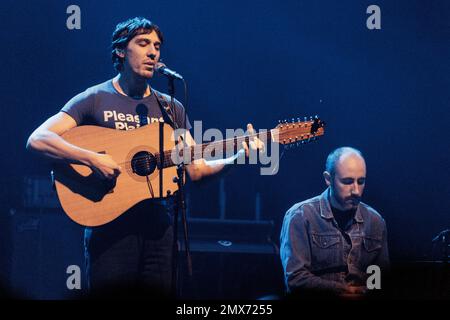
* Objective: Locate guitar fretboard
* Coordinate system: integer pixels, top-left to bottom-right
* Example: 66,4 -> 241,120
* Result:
158,130 -> 273,168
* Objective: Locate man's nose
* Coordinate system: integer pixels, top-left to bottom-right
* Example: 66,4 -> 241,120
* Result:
147,46 -> 157,59
351,182 -> 360,195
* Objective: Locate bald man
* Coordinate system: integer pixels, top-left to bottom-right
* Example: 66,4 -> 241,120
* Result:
280,147 -> 389,296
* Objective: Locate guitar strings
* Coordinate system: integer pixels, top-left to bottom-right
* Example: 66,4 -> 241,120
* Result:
116,131 -> 264,167
116,124 -> 316,168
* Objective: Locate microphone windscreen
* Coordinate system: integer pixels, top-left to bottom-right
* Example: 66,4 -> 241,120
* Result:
155,62 -> 166,71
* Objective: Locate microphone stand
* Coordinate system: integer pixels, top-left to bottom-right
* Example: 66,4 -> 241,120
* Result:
167,77 -> 192,298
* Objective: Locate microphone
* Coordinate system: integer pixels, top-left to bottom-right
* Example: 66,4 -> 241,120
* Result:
155,62 -> 183,80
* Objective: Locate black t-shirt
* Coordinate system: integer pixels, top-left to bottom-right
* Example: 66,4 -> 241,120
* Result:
331,206 -> 356,232
61,79 -> 191,130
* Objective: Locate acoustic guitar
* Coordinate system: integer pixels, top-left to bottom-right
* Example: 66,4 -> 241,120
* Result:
53,116 -> 325,226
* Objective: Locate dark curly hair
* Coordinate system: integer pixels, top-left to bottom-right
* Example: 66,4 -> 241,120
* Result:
111,17 -> 164,72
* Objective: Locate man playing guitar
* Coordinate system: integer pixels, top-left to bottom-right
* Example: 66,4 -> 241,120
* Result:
26,17 -> 263,298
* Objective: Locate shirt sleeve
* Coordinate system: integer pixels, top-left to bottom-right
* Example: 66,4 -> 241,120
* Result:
60,89 -> 95,125
376,218 -> 390,271
173,98 -> 192,130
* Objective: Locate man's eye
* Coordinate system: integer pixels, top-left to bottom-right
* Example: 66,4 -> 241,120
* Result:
341,179 -> 354,185
357,178 -> 366,185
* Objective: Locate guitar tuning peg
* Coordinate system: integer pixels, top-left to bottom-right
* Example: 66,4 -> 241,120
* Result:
297,117 -> 300,122
291,118 -> 295,123
303,117 -> 307,122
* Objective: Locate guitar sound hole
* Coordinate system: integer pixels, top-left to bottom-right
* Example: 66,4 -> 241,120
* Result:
131,151 -> 157,176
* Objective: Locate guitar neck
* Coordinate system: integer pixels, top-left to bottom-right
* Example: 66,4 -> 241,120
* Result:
159,130 -> 273,169
156,116 -> 325,169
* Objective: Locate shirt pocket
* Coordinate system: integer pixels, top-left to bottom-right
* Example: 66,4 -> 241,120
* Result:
312,234 -> 341,249
355,235 -> 383,269
310,234 -> 342,270
363,236 -> 382,253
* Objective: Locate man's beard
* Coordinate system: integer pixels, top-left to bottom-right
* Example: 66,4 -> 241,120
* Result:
342,196 -> 361,208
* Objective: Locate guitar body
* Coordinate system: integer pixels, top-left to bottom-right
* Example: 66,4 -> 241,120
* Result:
54,123 -> 179,227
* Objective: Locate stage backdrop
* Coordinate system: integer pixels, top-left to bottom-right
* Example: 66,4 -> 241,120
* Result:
0,0 -> 449,298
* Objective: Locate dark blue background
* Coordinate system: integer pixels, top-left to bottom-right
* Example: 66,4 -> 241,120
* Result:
0,0 -> 449,297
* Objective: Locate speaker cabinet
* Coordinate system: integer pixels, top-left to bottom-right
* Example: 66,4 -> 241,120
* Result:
177,218 -> 284,299
1,208 -> 85,299
179,248 -> 284,299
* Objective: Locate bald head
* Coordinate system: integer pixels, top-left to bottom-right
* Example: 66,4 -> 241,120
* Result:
325,147 -> 365,177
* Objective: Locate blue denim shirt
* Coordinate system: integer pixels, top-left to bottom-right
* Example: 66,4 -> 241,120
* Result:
280,188 -> 389,293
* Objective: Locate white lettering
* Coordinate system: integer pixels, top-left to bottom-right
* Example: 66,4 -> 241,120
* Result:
176,304 -> 210,317
366,5 -> 381,30
66,5 -> 81,30
66,265 -> 81,290
104,111 -> 114,121
366,264 -> 381,289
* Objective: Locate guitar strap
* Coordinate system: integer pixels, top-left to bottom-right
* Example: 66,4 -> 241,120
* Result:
152,88 -> 177,129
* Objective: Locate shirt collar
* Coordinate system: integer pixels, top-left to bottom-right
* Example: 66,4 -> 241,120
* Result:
319,187 -> 364,223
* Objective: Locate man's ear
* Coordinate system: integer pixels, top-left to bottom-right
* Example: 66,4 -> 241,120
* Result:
323,171 -> 332,187
116,48 -> 125,58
